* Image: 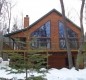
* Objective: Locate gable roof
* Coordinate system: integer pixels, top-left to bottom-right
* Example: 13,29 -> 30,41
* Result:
4,9 -> 81,37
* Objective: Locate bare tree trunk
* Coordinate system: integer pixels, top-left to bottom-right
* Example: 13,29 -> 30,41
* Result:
25,66 -> 28,80
5,1 -> 15,33
60,0 -> 73,69
0,0 -> 6,56
6,2 -> 11,33
0,31 -> 3,57
76,0 -> 85,70
0,0 -> 5,14
0,2 -> 3,14
8,3 -> 11,33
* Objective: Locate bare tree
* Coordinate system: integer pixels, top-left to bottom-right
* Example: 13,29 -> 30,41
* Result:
0,0 -> 16,34
0,0 -> 6,31
11,17 -> 19,32
0,0 -> 6,14
60,0 -> 73,69
4,1 -> 15,33
76,0 -> 85,70
0,0 -> 6,56
20,12 -> 24,29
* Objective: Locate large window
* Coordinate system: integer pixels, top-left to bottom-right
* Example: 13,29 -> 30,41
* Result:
31,21 -> 51,49
58,21 -> 78,49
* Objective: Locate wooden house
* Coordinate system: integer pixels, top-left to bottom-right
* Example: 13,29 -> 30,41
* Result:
4,9 -> 82,68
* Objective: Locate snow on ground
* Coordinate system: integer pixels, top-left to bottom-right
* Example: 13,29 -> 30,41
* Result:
0,59 -> 86,80
46,68 -> 86,80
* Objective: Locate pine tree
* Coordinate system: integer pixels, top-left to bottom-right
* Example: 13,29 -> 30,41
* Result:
8,38 -> 48,80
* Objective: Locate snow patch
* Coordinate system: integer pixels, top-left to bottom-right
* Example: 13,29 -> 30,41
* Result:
0,60 -> 86,80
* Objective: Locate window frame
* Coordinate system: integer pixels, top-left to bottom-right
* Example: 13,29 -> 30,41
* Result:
30,21 -> 51,49
58,20 -> 78,49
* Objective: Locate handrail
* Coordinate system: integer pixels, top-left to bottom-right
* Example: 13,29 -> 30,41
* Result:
3,40 -> 86,51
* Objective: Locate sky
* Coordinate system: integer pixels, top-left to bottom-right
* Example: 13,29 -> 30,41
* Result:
11,0 -> 86,32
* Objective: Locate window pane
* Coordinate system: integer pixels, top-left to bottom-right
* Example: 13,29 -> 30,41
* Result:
58,21 -> 66,49
31,21 -> 50,37
45,21 -> 51,37
69,38 -> 78,49
67,28 -> 78,49
59,21 -> 65,38
59,38 -> 66,49
31,38 -> 50,49
67,28 -> 77,38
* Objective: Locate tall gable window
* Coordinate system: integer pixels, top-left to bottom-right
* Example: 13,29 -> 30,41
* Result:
30,21 -> 51,49
58,21 -> 78,49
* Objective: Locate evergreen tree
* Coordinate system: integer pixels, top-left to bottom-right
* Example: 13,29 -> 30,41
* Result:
8,38 -> 48,80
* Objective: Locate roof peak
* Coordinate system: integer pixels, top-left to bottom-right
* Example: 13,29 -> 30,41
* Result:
4,9 -> 80,37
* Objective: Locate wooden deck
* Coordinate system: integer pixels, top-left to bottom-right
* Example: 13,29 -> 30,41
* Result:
2,49 -> 86,53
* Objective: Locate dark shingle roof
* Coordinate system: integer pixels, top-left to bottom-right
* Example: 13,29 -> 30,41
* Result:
4,9 -> 80,37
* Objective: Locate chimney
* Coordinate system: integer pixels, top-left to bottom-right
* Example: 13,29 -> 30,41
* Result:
24,15 -> 29,28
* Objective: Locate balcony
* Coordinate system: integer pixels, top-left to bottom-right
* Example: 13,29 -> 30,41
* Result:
2,40 -> 86,53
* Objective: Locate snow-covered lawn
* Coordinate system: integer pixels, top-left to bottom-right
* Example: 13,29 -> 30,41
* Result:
0,59 -> 86,80
46,68 -> 86,80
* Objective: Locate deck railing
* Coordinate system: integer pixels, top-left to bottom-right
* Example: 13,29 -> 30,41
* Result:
3,40 -> 85,51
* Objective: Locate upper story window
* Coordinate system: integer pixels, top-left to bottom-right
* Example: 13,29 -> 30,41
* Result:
58,21 -> 78,49
59,21 -> 65,38
67,28 -> 77,38
30,21 -> 51,49
31,21 -> 50,37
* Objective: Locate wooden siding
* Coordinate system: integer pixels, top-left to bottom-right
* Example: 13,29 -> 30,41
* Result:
9,11 -> 81,51
3,9 -> 82,68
